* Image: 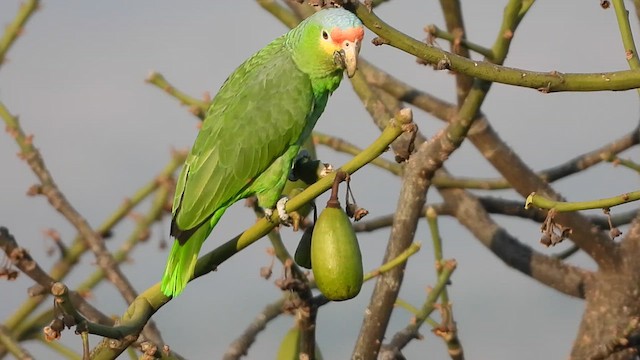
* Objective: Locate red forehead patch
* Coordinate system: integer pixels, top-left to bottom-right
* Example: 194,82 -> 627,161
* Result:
330,27 -> 364,44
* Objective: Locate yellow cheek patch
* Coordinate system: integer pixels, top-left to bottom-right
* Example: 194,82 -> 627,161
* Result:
320,39 -> 340,55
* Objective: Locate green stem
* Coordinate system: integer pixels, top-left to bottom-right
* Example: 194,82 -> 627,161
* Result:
612,0 -> 640,96
363,242 -> 422,281
146,72 -> 209,119
313,132 -> 403,176
610,156 -> 640,173
425,25 -> 493,59
525,191 -> 640,212
613,0 -> 640,71
38,334 -> 82,360
394,298 -> 440,328
0,325 -> 33,360
412,260 -> 456,328
426,207 -> 449,305
348,1 -> 640,92
0,0 -> 40,68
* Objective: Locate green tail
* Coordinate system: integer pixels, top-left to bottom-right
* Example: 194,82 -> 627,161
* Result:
161,224 -> 210,297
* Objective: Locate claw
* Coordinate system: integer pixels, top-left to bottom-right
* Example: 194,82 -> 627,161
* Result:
263,198 -> 292,225
264,208 -> 274,222
276,197 -> 290,224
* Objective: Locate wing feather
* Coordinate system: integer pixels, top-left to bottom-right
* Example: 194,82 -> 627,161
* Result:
173,37 -> 314,231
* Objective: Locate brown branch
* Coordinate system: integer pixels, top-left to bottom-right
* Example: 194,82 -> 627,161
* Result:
369,55 -> 633,262
468,119 -> 619,269
587,317 -> 640,360
0,227 -> 113,325
349,65 -> 421,162
351,1 -> 529,355
222,298 -> 285,360
352,130 -> 451,359
2,151 -> 184,359
0,102 -> 142,304
438,188 -> 590,298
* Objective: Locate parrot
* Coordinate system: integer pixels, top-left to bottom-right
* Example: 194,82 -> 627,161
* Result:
161,8 -> 365,297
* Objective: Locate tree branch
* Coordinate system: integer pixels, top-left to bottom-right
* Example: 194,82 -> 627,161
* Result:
0,101 -> 142,305
346,0 -> 640,92
222,298 -> 285,360
0,0 -> 40,68
86,108 -> 412,359
438,188 -> 590,298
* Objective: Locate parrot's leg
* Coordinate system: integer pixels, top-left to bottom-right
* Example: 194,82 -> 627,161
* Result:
252,146 -> 301,222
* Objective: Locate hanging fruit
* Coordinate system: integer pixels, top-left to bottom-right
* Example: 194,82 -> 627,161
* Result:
311,171 -> 363,301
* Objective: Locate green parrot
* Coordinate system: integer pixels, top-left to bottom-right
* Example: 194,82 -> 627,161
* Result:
161,8 -> 364,297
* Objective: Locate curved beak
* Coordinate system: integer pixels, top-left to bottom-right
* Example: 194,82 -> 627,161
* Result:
340,40 -> 360,78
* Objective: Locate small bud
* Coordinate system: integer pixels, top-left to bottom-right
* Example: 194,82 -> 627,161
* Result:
353,207 -> 369,221
610,227 -> 622,239
259,266 -> 272,280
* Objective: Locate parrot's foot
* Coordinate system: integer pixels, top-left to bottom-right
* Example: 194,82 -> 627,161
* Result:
276,197 -> 290,223
264,197 -> 291,225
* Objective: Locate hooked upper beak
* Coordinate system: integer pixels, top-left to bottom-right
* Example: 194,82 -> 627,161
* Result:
338,39 -> 361,78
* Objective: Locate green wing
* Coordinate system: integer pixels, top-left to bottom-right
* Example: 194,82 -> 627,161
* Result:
172,37 -> 315,239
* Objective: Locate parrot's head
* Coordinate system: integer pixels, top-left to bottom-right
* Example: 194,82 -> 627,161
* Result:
290,8 -> 364,78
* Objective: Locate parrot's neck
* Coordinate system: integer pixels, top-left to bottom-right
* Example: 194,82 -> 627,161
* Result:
309,71 -> 343,96
285,24 -> 345,94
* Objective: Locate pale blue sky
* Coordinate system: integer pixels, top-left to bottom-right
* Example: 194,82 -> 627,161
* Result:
1,1 -> 638,359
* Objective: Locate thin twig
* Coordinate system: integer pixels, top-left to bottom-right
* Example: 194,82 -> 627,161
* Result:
0,0 -> 40,68
0,101 -> 141,305
379,260 -> 457,357
222,298 -> 286,360
0,325 -> 33,360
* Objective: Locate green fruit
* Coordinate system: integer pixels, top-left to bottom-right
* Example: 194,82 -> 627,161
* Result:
294,225 -> 314,269
276,326 -> 323,360
311,205 -> 363,301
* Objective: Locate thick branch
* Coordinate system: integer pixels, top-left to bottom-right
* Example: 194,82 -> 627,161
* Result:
346,1 -> 640,92
439,188 -> 590,298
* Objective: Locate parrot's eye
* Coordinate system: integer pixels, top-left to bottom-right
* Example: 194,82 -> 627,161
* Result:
322,30 -> 329,40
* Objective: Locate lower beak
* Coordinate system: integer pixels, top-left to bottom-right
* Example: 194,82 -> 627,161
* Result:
341,41 -> 360,78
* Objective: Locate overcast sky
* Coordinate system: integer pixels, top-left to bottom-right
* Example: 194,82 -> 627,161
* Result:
1,1 -> 639,359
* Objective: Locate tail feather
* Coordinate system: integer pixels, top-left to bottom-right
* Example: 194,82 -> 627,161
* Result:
161,224 -> 210,297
